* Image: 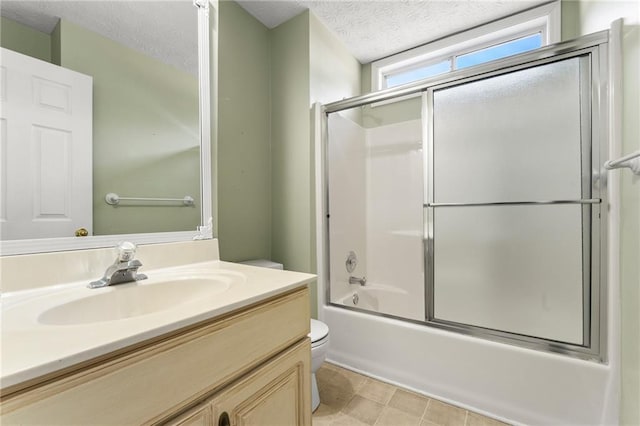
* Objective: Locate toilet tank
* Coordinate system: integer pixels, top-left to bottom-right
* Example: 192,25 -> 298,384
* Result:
239,259 -> 284,270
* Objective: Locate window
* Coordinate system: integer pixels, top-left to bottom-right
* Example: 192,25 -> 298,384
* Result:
371,2 -> 560,92
385,60 -> 452,88
454,33 -> 543,70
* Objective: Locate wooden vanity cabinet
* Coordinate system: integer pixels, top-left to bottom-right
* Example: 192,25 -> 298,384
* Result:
167,404 -> 212,426
0,287 -> 312,426
168,339 -> 310,426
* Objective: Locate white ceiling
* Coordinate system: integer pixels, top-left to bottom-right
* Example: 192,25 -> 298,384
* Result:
1,0 -> 549,73
0,1 -> 198,75
236,0 -> 548,63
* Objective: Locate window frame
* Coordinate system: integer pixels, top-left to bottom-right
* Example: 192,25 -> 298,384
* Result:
371,1 -> 561,93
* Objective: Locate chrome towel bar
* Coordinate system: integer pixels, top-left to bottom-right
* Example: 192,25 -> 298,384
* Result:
604,150 -> 640,175
105,193 -> 195,206
425,199 -> 601,208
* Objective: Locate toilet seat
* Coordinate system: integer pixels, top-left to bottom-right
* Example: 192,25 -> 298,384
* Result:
309,319 -> 329,348
312,334 -> 329,348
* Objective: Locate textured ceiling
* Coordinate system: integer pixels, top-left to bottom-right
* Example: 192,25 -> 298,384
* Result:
0,1 -> 198,75
2,0 -> 549,72
236,0 -> 548,63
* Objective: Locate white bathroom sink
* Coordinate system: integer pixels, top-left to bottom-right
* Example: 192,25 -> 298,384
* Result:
37,275 -> 233,325
0,255 -> 317,391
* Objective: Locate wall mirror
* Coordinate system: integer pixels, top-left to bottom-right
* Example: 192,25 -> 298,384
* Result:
0,0 -> 213,255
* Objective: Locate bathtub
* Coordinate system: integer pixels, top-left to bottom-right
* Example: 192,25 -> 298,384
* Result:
336,283 -> 424,321
322,304 -> 615,425
339,284 -> 408,310
341,290 -> 377,310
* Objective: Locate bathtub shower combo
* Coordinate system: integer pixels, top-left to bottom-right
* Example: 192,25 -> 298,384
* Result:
318,31 -> 620,425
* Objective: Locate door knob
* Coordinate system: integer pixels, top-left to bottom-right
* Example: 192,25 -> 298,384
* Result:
75,227 -> 89,237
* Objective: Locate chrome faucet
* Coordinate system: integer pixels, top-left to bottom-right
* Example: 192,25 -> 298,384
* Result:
349,276 -> 366,286
88,242 -> 148,288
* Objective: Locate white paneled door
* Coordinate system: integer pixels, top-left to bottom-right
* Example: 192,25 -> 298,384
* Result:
0,48 -> 92,240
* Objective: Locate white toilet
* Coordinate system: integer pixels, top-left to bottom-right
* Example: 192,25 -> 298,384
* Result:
240,260 -> 330,412
309,318 -> 329,411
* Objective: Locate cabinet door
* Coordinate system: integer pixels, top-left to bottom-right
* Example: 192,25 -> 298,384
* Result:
211,339 -> 311,426
165,403 -> 212,426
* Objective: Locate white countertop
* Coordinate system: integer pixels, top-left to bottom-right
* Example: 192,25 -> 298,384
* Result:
0,260 -> 315,390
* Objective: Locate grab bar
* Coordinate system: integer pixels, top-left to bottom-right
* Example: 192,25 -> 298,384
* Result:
604,150 -> 640,175
425,199 -> 601,208
105,193 -> 195,206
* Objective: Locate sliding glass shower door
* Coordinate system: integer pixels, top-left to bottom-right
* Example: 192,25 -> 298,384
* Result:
424,48 -> 606,357
322,31 -> 608,360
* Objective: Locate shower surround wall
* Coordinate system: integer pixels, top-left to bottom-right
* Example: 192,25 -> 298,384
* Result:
327,114 -> 367,304
328,113 -> 423,321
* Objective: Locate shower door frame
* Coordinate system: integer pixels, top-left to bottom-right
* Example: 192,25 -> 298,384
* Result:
423,44 -> 608,362
321,31 -> 610,362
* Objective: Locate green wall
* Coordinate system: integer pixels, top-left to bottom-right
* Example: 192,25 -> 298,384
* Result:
217,1 -> 272,262
217,5 -> 361,317
269,11 -> 361,318
0,16 -> 51,62
54,20 -> 200,236
309,14 -> 361,107
269,11 -> 312,277
216,5 -> 313,272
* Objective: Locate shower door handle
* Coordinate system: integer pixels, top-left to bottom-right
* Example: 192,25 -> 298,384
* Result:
425,198 -> 601,207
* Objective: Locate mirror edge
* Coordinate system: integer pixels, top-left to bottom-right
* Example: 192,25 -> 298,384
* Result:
196,0 -> 213,237
0,0 -> 214,256
0,231 -> 201,255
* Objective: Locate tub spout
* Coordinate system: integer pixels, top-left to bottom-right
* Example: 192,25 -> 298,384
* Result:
349,276 -> 366,286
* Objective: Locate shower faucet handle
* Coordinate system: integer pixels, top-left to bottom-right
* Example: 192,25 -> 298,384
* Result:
346,251 -> 358,273
349,276 -> 366,286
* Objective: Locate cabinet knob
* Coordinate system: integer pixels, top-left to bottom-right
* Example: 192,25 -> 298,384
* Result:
218,412 -> 230,426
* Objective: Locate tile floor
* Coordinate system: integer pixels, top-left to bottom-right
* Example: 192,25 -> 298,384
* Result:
312,363 -> 510,426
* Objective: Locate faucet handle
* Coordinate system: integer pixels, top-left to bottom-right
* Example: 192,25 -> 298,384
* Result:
116,241 -> 137,262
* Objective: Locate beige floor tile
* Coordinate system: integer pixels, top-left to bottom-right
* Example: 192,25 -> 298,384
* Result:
323,362 -> 342,372
330,412 -> 371,426
423,399 -> 468,426
375,406 -> 422,426
313,365 -> 504,426
317,365 -> 339,383
420,419 -> 444,426
342,395 -> 385,425
357,378 -> 397,405
465,412 -> 510,426
318,384 -> 356,412
312,415 -> 335,426
331,366 -> 368,393
388,388 -> 430,418
313,404 -> 359,426
317,367 -> 358,411
314,402 -> 342,419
